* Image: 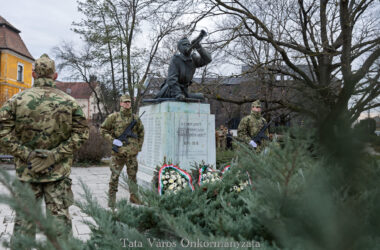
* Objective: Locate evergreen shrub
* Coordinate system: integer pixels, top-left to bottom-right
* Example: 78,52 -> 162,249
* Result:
1,128 -> 379,250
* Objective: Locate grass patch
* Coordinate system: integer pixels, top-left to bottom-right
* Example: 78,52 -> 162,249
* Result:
216,149 -> 236,167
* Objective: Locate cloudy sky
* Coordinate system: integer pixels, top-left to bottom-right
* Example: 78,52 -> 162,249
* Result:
2,0 -> 83,60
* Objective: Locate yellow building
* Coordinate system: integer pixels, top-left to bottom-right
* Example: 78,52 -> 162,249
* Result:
0,16 -> 34,106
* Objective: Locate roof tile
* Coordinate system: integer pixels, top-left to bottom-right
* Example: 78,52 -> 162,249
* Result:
0,16 -> 34,60
55,81 -> 98,99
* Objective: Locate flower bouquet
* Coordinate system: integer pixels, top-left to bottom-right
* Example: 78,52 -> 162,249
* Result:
198,165 -> 221,186
158,164 -> 194,195
221,165 -> 252,193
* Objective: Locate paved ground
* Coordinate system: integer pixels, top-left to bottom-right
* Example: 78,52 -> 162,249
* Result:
0,166 -> 130,249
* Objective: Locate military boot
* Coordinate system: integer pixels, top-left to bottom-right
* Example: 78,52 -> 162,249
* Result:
129,193 -> 142,205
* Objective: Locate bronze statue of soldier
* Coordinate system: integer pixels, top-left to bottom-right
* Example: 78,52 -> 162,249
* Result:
155,30 -> 212,101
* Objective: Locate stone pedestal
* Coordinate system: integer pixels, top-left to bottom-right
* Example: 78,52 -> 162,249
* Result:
136,101 -> 216,188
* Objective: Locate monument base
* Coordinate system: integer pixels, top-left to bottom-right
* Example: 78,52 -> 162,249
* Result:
136,101 -> 216,189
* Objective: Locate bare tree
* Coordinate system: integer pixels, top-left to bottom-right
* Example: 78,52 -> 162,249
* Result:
55,0 -> 191,114
195,0 -> 379,125
53,42 -> 111,121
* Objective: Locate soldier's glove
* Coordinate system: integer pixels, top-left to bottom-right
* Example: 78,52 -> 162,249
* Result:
249,140 -> 257,148
29,149 -> 56,174
15,147 -> 33,162
113,139 -> 123,147
26,150 -> 37,162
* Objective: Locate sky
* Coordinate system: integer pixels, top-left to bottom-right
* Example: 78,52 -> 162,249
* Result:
2,0 -> 83,67
1,0 -> 235,79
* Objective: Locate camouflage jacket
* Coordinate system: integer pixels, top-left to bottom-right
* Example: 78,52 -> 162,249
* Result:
237,112 -> 269,144
216,128 -> 227,138
0,78 -> 89,182
100,108 -> 144,158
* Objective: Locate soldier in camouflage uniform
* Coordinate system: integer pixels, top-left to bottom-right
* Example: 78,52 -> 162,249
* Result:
216,125 -> 227,150
100,94 -> 144,207
237,100 -> 269,150
0,54 -> 89,242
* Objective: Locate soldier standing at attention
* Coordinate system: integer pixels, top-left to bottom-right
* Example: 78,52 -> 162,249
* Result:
100,94 -> 144,207
220,125 -> 228,150
216,125 -> 227,150
237,100 -> 269,149
0,54 -> 89,243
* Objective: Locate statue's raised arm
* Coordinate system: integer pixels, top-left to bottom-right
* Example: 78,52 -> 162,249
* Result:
155,30 -> 212,101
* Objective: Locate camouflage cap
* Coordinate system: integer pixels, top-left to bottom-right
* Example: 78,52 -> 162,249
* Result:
120,94 -> 131,102
34,54 -> 56,78
251,100 -> 261,108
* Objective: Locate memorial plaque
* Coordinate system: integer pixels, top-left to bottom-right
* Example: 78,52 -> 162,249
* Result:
137,101 -> 216,188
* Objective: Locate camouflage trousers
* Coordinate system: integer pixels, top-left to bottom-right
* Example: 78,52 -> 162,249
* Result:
12,178 -> 73,242
108,155 -> 138,207
217,137 -> 226,150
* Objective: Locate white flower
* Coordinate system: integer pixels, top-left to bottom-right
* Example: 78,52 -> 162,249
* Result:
168,184 -> 174,190
171,175 -> 177,180
183,183 -> 187,188
163,181 -> 168,185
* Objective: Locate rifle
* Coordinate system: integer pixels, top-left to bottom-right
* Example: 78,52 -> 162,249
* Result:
252,112 -> 289,145
251,119 -> 273,146
112,111 -> 145,153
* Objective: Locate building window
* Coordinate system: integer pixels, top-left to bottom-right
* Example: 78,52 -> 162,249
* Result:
17,63 -> 24,82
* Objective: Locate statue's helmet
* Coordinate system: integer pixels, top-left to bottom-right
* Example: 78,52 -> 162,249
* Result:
177,37 -> 190,54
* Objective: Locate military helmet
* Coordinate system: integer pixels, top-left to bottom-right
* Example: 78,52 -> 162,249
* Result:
251,100 -> 261,108
177,37 -> 190,50
120,94 -> 131,102
34,54 -> 56,78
